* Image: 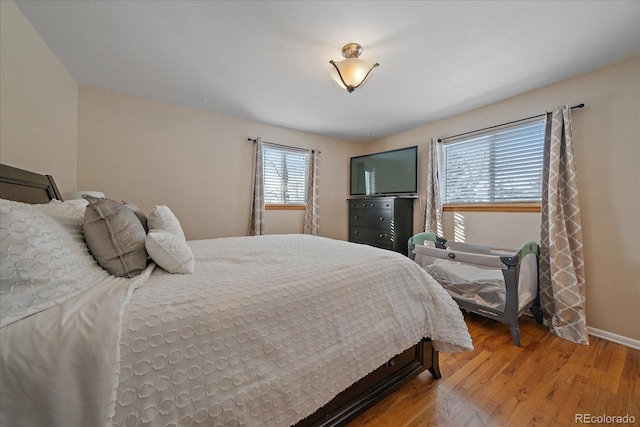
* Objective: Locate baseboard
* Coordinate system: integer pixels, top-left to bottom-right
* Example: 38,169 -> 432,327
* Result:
587,327 -> 640,350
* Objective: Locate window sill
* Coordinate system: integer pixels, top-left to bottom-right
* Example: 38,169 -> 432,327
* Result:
443,203 -> 541,213
266,204 -> 306,211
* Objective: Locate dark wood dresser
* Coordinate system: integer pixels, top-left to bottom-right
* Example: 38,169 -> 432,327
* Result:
348,197 -> 415,255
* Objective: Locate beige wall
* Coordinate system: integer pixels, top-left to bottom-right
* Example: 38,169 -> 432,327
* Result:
77,86 -> 362,240
370,57 -> 640,341
441,212 -> 541,249
0,1 -> 78,192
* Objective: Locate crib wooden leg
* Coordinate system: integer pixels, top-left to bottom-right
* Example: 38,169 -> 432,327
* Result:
509,325 -> 521,347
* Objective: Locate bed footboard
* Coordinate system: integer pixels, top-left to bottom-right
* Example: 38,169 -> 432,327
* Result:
297,339 -> 439,427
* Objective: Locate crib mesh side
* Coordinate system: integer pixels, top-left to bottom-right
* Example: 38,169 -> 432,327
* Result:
412,244 -> 508,311
517,253 -> 538,311
412,244 -> 511,269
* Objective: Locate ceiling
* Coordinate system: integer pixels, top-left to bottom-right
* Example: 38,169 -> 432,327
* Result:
15,1 -> 640,142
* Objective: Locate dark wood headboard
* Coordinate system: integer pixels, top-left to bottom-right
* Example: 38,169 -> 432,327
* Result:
0,164 -> 63,204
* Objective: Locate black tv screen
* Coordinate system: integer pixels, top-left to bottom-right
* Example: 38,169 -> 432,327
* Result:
350,146 -> 418,196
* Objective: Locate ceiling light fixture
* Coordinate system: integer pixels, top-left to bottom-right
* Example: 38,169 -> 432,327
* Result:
330,43 -> 379,93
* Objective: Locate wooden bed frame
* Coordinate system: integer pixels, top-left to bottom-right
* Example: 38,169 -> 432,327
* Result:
0,164 -> 62,204
0,162 -> 442,427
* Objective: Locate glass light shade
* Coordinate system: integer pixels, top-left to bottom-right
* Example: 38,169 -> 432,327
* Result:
330,58 -> 377,91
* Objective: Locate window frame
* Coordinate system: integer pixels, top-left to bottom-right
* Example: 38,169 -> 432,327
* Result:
262,143 -> 309,210
439,117 -> 545,212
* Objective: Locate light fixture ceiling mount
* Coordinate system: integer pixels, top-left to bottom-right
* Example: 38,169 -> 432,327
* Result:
330,43 -> 379,93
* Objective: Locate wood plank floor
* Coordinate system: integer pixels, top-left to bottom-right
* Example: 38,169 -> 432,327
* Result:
348,313 -> 640,427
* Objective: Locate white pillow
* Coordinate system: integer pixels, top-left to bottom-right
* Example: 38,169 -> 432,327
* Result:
145,230 -> 194,274
147,205 -> 185,240
0,199 -> 110,328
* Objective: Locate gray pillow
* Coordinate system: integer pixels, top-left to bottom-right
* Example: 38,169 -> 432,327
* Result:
121,201 -> 148,232
83,195 -> 148,278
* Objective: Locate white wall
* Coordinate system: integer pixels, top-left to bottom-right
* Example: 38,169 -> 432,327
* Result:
0,1 -> 78,191
441,212 -> 540,249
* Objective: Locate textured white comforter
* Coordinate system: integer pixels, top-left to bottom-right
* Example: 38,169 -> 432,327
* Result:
1,235 -> 472,427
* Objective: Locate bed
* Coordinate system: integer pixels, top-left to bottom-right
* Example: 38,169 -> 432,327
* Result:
0,163 -> 472,427
409,232 -> 543,346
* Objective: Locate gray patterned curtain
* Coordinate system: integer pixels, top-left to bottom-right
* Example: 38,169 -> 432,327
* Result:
424,138 -> 443,235
304,149 -> 320,236
539,106 -> 588,344
249,137 -> 265,236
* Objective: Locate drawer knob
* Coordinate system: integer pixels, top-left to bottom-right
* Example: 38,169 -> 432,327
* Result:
354,230 -> 359,234
362,203 -> 366,207
354,215 -> 359,219
379,234 -> 384,238
379,217 -> 384,221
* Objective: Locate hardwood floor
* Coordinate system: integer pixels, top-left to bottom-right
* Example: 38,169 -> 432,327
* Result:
348,313 -> 640,427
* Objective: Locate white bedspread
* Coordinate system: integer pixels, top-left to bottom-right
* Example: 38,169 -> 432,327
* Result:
1,235 -> 472,427
0,265 -> 154,427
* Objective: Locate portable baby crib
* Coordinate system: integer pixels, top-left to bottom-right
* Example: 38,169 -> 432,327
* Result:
409,232 -> 543,346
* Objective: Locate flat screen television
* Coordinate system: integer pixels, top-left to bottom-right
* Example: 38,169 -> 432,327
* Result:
350,146 -> 418,196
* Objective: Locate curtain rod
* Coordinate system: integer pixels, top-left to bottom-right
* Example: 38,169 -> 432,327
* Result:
247,138 -> 320,153
437,103 -> 584,144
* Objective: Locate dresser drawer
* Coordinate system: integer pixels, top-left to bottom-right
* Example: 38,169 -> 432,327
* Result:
349,209 -> 393,229
349,227 -> 394,248
348,199 -> 394,210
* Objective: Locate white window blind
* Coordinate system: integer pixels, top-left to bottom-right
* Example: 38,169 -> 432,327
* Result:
263,143 -> 309,204
442,118 -> 545,204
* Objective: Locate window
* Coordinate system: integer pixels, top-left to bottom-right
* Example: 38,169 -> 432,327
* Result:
441,118 -> 545,205
263,143 -> 309,205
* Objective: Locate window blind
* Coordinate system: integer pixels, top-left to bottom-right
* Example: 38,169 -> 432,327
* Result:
442,118 -> 545,204
263,143 -> 309,204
